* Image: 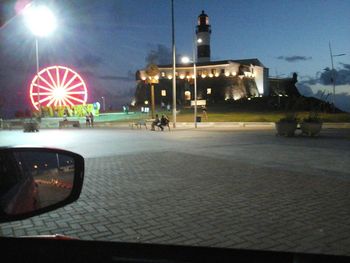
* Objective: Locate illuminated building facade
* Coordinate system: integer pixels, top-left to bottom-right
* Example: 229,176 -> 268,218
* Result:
134,11 -> 271,107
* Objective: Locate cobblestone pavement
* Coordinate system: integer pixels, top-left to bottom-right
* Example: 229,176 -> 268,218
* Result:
1,128 -> 350,256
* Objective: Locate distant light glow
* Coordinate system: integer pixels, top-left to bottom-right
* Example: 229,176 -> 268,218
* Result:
181,57 -> 190,64
197,38 -> 203,43
23,5 -> 57,37
30,65 -> 88,110
53,87 -> 66,99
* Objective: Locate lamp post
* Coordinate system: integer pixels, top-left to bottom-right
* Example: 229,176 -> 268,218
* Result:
328,42 -> 346,113
275,73 -> 285,109
145,64 -> 160,119
181,41 -> 201,128
101,97 -> 106,112
23,4 -> 57,116
171,0 -> 176,128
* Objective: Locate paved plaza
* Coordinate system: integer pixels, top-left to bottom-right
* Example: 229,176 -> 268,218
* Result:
1,127 -> 350,256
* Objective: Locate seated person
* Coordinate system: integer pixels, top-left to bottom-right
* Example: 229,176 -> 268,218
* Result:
151,114 -> 161,131
160,114 -> 169,131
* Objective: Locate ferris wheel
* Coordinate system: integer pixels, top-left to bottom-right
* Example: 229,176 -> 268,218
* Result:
30,65 -> 88,110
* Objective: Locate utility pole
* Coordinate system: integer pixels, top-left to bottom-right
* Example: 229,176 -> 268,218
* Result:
328,41 -> 346,113
171,0 -> 176,128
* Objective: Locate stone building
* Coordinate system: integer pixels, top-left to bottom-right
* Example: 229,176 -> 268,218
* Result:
134,11 -> 298,107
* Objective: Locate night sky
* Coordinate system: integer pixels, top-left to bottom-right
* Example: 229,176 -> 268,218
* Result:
1,0 -> 349,116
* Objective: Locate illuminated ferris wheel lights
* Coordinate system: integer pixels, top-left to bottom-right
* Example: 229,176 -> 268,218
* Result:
30,66 -> 88,110
53,87 -> 66,99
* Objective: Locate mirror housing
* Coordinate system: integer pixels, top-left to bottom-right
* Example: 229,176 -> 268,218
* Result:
0,147 -> 84,222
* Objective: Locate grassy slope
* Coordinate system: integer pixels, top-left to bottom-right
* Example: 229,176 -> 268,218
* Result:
107,97 -> 350,123
108,110 -> 350,123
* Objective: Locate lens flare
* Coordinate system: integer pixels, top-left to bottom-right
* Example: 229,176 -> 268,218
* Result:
23,5 -> 57,37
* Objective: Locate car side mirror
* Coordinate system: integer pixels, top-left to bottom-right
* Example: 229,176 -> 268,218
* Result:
0,147 -> 84,222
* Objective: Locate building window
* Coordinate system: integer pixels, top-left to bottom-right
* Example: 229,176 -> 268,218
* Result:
184,91 -> 191,101
212,69 -> 219,77
207,88 -> 212,95
161,90 -> 166,96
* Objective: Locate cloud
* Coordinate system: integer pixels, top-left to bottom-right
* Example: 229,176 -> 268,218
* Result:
145,44 -> 172,65
144,44 -> 185,67
295,82 -> 314,97
296,63 -> 350,112
320,64 -> 350,85
341,63 -> 350,70
277,56 -> 312,62
76,54 -> 103,68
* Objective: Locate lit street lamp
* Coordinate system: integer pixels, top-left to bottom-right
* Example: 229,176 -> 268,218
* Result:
275,73 -> 285,109
171,0 -> 176,128
181,56 -> 198,128
328,42 -> 346,113
181,38 -> 201,128
23,4 -> 57,116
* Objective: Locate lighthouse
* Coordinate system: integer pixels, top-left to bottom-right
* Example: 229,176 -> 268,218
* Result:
196,10 -> 211,63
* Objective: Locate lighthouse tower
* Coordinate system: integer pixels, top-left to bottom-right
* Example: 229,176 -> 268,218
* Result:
196,10 -> 211,63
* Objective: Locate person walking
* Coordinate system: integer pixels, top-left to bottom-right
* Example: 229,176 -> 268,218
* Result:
89,112 -> 94,128
85,113 -> 90,127
202,105 -> 208,120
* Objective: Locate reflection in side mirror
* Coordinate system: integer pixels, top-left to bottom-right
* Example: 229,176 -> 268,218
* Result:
0,147 -> 84,222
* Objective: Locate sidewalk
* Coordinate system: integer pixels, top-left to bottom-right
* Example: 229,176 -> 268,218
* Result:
3,116 -> 350,130
71,121 -> 350,130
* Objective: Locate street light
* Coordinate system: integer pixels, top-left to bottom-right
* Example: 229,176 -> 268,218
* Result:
23,4 -> 57,116
275,73 -> 285,109
328,42 -> 346,113
181,38 -> 201,128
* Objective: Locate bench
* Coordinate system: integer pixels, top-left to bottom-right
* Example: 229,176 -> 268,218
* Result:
149,119 -> 171,131
130,120 -> 148,129
23,122 -> 39,132
156,122 -> 171,131
59,120 -> 80,128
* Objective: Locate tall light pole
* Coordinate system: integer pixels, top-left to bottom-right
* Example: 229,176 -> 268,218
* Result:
328,42 -> 346,113
23,4 -> 57,116
181,38 -> 201,128
275,73 -> 285,109
101,97 -> 106,112
171,0 -> 176,128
